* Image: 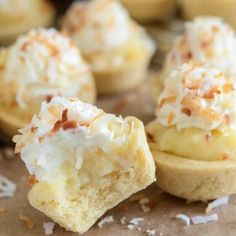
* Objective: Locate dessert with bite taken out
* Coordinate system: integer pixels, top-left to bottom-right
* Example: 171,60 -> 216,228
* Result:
13,96 -> 156,233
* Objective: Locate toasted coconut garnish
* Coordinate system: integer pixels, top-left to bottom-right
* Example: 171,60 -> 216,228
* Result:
19,214 -> 34,229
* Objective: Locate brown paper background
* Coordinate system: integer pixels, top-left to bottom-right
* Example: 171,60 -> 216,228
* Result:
1,82 -> 236,236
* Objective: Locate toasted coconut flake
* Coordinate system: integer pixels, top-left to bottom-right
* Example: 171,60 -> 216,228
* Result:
98,215 -> 114,228
206,196 -> 229,213
28,175 -> 38,187
43,222 -> 55,235
146,229 -> 157,236
191,214 -> 218,224
19,214 -> 34,229
176,214 -> 190,226
0,175 -> 16,198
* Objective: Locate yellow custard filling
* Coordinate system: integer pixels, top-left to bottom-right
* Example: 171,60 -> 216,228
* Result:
84,36 -> 153,71
146,119 -> 236,161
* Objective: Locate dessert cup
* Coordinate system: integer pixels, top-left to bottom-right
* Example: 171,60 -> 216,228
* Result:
13,97 -> 156,233
146,63 -> 236,201
61,0 -> 156,94
0,28 -> 96,137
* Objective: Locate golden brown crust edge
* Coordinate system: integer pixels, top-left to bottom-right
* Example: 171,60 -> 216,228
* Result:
150,144 -> 236,201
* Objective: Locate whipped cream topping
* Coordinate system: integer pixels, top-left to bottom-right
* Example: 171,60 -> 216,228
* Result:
13,97 -> 130,182
0,28 -> 93,109
164,17 -> 236,77
157,63 -> 236,131
62,0 -> 132,53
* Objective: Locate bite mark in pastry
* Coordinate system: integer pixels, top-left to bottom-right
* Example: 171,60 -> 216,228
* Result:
13,96 -> 156,233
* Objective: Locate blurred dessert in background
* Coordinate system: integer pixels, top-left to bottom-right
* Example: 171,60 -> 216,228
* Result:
0,0 -> 55,45
0,28 -> 96,137
179,0 -> 236,29
152,17 -> 236,97
61,0 -> 156,94
121,0 -> 176,23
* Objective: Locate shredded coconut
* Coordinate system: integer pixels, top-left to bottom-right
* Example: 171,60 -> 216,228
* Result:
98,215 -> 114,228
43,222 -> 55,235
19,214 -> 34,229
0,175 -> 16,198
206,196 -> 229,213
120,216 -> 126,225
157,63 -> 236,131
129,217 -> 144,225
176,214 -> 190,226
146,229 -> 157,236
191,214 -> 218,224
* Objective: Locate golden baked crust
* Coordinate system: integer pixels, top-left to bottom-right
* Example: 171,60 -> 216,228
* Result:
0,0 -> 55,45
179,0 -> 236,28
121,0 -> 176,22
150,146 -> 236,201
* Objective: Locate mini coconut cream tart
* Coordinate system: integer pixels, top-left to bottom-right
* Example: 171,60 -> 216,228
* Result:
0,28 -> 96,138
146,62 -> 236,201
152,17 -> 236,98
61,0 -> 156,94
0,0 -> 55,45
13,96 -> 156,233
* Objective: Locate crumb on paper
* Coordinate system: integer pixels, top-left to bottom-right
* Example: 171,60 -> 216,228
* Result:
129,218 -> 144,225
2,148 -> 14,159
19,214 -> 34,229
191,214 -> 218,225
138,227 -> 142,231
139,197 -> 151,213
43,222 -> 55,235
0,207 -> 6,213
206,196 -> 229,213
127,224 -> 134,230
176,214 -> 190,226
120,216 -> 126,225
146,229 -> 157,236
139,197 -> 150,205
127,217 -> 144,230
98,215 -> 114,228
129,193 -> 145,202
0,175 -> 17,198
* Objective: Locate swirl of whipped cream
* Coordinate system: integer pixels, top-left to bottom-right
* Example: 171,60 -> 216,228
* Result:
0,28 -> 94,109
13,97 -> 129,182
164,17 -> 236,77
61,0 -> 131,53
157,63 -> 236,131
